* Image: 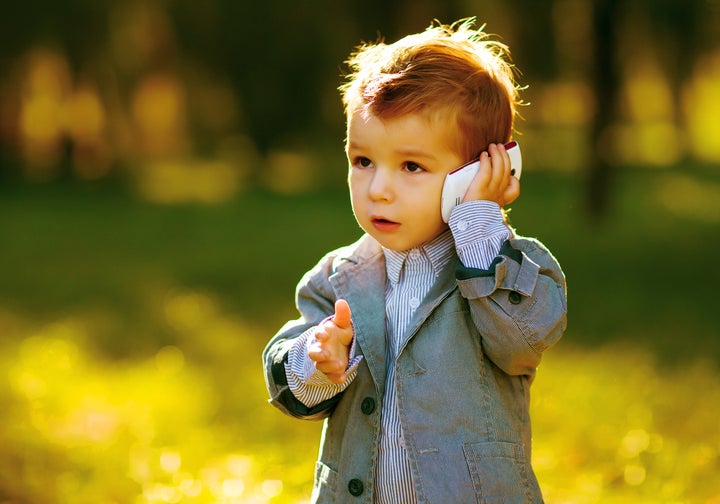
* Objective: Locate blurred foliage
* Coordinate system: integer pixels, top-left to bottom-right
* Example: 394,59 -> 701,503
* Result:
2,316 -> 718,503
1,166 -> 719,502
1,0 -> 719,195
0,298 -> 319,503
1,0 -> 720,502
532,346 -> 720,503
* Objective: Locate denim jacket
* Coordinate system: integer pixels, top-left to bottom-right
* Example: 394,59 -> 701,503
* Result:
263,233 -> 567,503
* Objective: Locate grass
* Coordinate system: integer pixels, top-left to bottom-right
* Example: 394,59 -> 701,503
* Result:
0,166 -> 718,503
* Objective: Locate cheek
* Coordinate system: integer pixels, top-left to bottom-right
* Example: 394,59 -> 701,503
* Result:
348,178 -> 366,216
348,173 -> 359,196
409,184 -> 444,223
416,179 -> 443,210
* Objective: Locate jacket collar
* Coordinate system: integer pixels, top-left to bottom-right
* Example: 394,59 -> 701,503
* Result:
383,230 -> 455,286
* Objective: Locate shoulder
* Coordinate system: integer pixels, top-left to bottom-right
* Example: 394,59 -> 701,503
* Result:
508,234 -> 566,281
316,233 -> 382,272
299,234 -> 382,286
508,234 -> 559,260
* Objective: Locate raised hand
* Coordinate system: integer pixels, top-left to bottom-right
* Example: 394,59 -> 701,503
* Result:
462,143 -> 520,207
308,299 -> 354,384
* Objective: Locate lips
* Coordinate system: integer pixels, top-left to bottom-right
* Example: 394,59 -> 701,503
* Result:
371,216 -> 400,232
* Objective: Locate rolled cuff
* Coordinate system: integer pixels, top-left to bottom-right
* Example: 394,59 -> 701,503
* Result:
449,200 -> 511,270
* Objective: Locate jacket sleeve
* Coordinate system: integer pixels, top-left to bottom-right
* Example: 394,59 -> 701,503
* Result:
456,237 -> 567,377
262,251 -> 346,420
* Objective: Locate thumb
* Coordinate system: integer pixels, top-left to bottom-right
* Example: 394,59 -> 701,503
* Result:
333,299 -> 352,329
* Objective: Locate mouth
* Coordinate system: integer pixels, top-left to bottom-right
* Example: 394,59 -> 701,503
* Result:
370,216 -> 401,232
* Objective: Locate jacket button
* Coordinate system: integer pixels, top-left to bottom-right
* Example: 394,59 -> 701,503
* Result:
361,397 -> 376,415
509,291 -> 522,304
348,478 -> 364,496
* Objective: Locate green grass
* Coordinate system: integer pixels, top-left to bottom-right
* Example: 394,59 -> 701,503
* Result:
0,167 -> 718,502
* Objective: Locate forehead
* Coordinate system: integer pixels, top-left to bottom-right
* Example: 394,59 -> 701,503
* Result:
346,107 -> 463,156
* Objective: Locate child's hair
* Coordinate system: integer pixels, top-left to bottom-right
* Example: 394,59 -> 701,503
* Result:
340,18 -> 522,161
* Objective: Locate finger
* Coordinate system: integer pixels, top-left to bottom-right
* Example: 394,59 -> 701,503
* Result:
496,143 -> 510,172
502,176 -> 521,206
498,144 -> 512,190
480,144 -> 498,192
308,341 -> 329,360
477,151 -> 492,183
316,359 -> 344,375
333,299 -> 352,329
324,371 -> 347,384
462,151 -> 492,203
489,143 -> 510,185
471,151 -> 492,189
314,326 -> 328,342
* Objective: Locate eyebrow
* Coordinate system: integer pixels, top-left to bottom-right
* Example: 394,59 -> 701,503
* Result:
347,142 -> 437,160
395,147 -> 436,158
392,148 -> 440,163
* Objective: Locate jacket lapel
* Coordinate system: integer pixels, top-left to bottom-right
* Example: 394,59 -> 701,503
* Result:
329,237 -> 388,397
398,254 -> 460,356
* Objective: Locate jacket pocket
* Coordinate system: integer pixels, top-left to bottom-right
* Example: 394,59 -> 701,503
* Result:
463,441 -> 542,504
311,460 -> 337,503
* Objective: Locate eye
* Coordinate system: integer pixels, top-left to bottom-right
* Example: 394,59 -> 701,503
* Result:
403,161 -> 425,173
352,157 -> 373,169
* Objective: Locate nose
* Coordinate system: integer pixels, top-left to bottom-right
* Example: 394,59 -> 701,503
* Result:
368,168 -> 393,202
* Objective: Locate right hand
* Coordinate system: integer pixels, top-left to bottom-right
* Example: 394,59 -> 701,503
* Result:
308,299 -> 354,384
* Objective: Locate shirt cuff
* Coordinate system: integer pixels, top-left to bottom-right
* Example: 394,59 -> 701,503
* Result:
284,322 -> 363,408
449,200 -> 511,270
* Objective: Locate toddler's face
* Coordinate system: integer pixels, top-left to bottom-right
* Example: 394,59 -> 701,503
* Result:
346,110 -> 464,251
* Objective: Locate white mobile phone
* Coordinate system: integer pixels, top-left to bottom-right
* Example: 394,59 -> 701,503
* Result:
440,141 -> 522,223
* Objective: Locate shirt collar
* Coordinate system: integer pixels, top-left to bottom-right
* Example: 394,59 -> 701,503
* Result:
383,230 -> 455,285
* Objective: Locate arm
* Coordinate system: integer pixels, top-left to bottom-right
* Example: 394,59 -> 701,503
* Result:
450,143 -> 567,376
456,236 -> 567,376
262,253 -> 361,420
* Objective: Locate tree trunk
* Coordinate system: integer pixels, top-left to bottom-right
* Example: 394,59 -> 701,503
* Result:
587,0 -> 621,219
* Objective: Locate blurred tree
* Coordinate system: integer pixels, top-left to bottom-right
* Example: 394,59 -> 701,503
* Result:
584,0 -> 719,218
586,0 -> 621,219
642,0 -> 711,162
1,0 -> 719,207
0,0 -> 109,179
167,0 -> 466,153
511,0 -> 558,80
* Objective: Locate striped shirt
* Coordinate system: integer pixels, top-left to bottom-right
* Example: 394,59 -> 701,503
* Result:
286,200 -> 510,502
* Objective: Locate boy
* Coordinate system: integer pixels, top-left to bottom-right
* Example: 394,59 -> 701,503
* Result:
263,19 -> 567,503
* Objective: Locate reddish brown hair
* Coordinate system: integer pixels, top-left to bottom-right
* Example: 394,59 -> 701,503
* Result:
340,19 -> 522,161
